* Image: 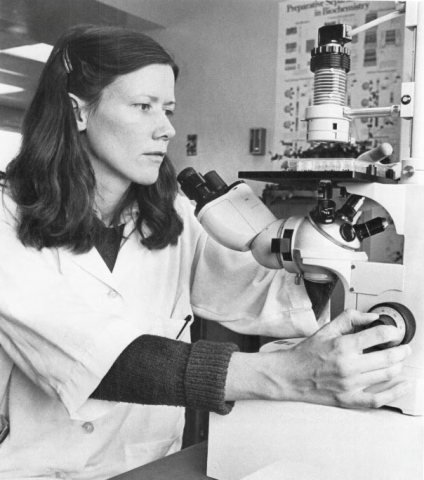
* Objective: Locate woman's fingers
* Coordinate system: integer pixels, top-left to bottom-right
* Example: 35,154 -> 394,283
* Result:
349,363 -> 405,391
348,379 -> 412,409
356,344 -> 411,373
323,309 -> 380,336
345,324 -> 406,352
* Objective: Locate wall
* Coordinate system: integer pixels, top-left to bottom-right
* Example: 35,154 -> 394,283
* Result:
97,0 -> 203,28
146,0 -> 280,196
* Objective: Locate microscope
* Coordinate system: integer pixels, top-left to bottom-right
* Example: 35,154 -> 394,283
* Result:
178,1 -> 423,418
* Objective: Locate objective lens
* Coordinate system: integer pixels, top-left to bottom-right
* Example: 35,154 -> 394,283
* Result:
354,217 -> 388,241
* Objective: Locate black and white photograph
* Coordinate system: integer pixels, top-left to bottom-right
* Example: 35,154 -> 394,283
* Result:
0,1 -> 422,479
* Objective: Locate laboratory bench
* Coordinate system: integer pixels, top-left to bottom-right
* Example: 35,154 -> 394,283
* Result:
109,441 -> 212,480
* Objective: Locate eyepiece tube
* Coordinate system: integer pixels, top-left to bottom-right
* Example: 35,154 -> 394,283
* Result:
177,167 -> 212,206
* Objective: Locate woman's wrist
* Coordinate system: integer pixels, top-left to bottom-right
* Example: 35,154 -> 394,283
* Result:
224,351 -> 295,403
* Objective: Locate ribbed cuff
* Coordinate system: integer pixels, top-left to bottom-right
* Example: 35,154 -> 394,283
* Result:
185,340 -> 239,415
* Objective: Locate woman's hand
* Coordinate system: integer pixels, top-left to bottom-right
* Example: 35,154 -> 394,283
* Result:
225,309 -> 412,409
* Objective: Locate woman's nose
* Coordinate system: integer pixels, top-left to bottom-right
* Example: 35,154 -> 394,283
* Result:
153,114 -> 176,140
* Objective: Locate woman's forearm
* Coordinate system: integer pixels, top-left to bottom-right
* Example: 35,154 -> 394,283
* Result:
91,334 -> 238,414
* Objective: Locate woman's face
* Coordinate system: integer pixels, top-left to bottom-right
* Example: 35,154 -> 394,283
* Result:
81,63 -> 176,194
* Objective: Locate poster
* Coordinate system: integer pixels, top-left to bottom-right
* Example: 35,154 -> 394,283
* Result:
274,1 -> 404,162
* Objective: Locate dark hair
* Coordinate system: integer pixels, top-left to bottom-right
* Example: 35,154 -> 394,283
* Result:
6,24 -> 183,252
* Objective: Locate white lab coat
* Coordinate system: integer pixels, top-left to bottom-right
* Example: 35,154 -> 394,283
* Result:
0,189 -> 319,480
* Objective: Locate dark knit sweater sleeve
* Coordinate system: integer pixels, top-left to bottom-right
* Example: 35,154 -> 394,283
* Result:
90,335 -> 239,415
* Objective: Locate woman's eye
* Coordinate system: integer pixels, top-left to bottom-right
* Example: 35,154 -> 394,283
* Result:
134,103 -> 151,111
165,109 -> 174,117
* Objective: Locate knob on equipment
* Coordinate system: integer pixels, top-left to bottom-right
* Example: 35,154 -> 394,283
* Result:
364,302 -> 416,350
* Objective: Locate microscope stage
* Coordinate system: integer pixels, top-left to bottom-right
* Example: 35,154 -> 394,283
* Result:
239,170 -> 398,189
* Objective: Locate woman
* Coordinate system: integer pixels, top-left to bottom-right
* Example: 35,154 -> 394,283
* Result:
0,25 -> 410,479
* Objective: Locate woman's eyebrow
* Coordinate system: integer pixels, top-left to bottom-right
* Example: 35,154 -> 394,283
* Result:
132,94 -> 176,106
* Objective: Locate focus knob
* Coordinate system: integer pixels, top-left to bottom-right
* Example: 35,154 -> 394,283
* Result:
366,302 -> 416,350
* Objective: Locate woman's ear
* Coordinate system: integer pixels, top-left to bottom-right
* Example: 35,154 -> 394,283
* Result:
68,93 -> 88,132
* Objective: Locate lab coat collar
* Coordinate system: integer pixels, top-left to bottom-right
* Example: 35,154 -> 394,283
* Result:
61,243 -> 120,292
62,205 -> 140,291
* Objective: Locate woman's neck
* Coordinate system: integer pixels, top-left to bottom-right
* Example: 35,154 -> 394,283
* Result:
89,156 -> 132,226
95,182 -> 130,226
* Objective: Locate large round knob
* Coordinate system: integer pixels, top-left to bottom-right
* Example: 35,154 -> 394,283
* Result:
366,302 -> 416,350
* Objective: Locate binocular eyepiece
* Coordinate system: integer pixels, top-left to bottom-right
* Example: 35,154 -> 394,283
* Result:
177,167 -> 238,214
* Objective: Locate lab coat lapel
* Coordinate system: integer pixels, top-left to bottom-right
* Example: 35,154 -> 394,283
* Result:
110,223 -> 138,282
62,246 -> 120,291
63,209 -> 138,290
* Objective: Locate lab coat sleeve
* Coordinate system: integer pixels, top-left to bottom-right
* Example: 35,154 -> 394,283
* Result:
178,196 -> 321,338
0,191 -> 142,416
